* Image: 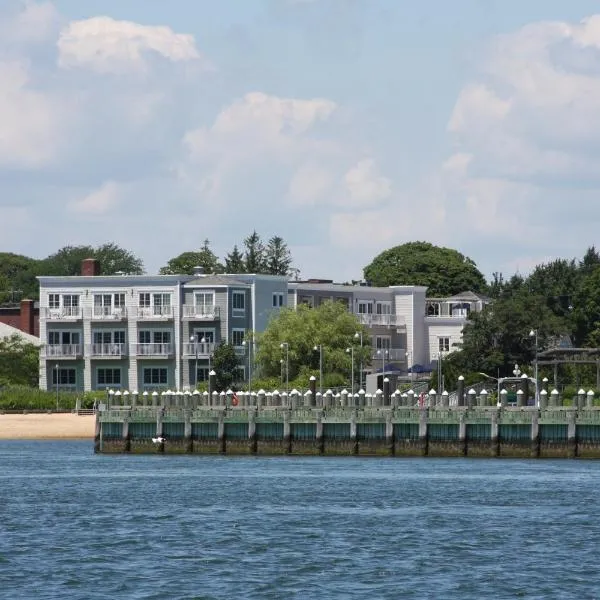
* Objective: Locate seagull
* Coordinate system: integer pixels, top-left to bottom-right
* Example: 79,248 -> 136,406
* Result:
152,436 -> 166,444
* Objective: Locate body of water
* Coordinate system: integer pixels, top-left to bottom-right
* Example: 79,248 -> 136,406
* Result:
1,442 -> 600,599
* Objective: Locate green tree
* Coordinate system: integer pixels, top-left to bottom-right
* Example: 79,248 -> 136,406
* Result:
0,253 -> 41,300
255,301 -> 370,381
265,236 -> 293,276
224,245 -> 246,273
363,241 -> 487,296
0,335 -> 39,387
243,231 -> 266,273
42,244 -> 144,276
160,240 -> 223,275
212,343 -> 241,391
457,289 -> 566,377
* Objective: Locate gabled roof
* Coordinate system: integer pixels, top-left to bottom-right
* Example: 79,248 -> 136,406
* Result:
0,322 -> 41,346
445,290 -> 491,302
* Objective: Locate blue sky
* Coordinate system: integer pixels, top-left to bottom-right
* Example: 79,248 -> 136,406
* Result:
1,0 -> 599,282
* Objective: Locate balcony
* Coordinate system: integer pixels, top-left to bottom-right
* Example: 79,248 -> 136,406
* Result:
182,304 -> 220,320
88,343 -> 127,358
183,342 -> 215,357
43,307 -> 82,321
89,306 -> 127,320
135,306 -> 173,320
357,314 -> 406,328
42,344 -> 83,358
371,348 -> 406,361
135,343 -> 173,357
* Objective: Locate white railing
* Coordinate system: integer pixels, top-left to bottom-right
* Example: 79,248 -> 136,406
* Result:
42,344 -> 82,358
135,306 -> 173,319
371,348 -> 406,361
43,307 -> 82,320
357,314 -> 405,327
135,343 -> 173,356
182,304 -> 220,319
425,313 -> 468,320
88,343 -> 126,357
183,342 -> 215,356
90,306 -> 127,319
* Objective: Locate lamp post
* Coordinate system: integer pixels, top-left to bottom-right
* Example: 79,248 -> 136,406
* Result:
242,339 -> 252,392
280,342 -> 289,393
346,346 -> 355,396
376,348 -> 389,389
190,334 -> 199,389
54,363 -> 59,411
313,344 -> 323,394
354,332 -> 363,390
529,329 -> 539,405
201,337 -> 213,397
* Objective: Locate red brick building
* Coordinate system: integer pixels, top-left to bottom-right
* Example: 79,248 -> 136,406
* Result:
0,299 -> 39,337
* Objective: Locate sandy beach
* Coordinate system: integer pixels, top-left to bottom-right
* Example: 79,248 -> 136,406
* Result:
0,413 -> 95,440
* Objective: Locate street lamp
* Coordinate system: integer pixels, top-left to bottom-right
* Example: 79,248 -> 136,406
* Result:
346,347 -> 355,396
280,342 -> 289,393
313,344 -> 323,394
354,332 -> 363,390
190,334 -> 199,389
530,329 -> 539,405
242,339 -> 252,392
54,363 -> 59,411
376,348 -> 389,389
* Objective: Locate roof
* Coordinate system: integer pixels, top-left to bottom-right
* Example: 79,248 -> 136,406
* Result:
184,276 -> 250,287
0,322 -> 41,346
429,290 -> 491,302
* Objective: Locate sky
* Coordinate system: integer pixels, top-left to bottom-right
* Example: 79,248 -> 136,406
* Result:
1,0 -> 600,282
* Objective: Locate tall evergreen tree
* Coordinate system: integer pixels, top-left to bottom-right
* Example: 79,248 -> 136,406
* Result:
243,231 -> 266,273
224,245 -> 246,273
265,236 -> 293,275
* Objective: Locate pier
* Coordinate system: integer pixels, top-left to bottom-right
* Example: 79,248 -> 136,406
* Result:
96,387 -> 600,458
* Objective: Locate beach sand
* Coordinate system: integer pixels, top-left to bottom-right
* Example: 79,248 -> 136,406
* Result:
0,413 -> 95,440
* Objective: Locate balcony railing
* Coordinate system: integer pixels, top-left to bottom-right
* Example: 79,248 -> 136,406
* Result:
425,313 -> 468,320
182,304 -> 220,320
89,306 -> 127,320
43,307 -> 82,320
183,342 -> 215,357
88,343 -> 127,357
357,314 -> 405,327
135,343 -> 173,356
42,344 -> 82,358
135,306 -> 173,319
371,348 -> 406,361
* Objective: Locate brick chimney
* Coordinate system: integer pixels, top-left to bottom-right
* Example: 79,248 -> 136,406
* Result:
81,258 -> 100,276
20,299 -> 34,334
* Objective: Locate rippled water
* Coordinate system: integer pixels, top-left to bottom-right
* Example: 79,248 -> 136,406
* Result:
1,442 -> 600,599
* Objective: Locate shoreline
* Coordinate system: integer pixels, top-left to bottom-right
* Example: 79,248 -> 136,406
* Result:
0,413 -> 95,440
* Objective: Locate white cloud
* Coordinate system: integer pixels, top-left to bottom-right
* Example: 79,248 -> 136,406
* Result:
57,16 -> 204,74
0,1 -> 59,45
69,181 -> 121,215
0,60 -> 64,168
341,158 -> 391,209
286,163 -> 334,207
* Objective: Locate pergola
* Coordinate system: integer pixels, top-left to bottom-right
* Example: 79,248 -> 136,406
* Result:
536,347 -> 600,388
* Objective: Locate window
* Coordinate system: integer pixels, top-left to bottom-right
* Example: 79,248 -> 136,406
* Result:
138,331 -> 171,344
139,293 -> 150,307
232,329 -> 245,347
234,366 -> 246,381
143,368 -> 168,385
97,368 -> 121,387
49,294 -> 60,309
272,293 -> 284,307
195,292 -> 215,308
232,291 -> 245,314
376,302 -> 392,315
138,330 -> 151,344
52,368 -> 76,386
192,329 -> 214,344
438,337 -> 450,352
357,301 -> 373,314
63,295 -> 79,308
375,336 -> 391,350
114,293 -> 125,308
195,366 -> 209,382
92,331 -> 125,345
48,331 -> 80,345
